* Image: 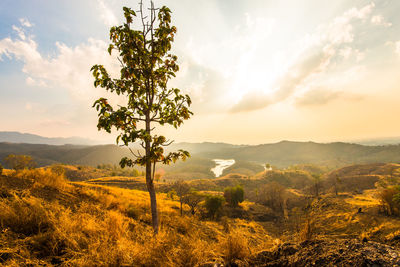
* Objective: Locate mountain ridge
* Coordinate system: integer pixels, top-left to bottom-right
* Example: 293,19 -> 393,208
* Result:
1,139 -> 400,169
0,131 -> 99,146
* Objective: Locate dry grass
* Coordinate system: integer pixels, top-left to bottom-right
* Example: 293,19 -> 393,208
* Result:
1,166 -> 400,266
13,168 -> 71,191
0,169 -> 274,266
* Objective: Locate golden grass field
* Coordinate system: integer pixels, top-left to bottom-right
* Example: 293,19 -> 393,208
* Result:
0,166 -> 399,266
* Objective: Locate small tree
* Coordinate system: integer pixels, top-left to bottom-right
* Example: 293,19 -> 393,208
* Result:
312,173 -> 322,197
173,180 -> 190,216
205,195 -> 225,220
91,1 -> 192,234
258,182 -> 286,214
393,190 -> 400,212
4,154 -> 36,171
378,186 -> 400,216
183,189 -> 204,215
224,185 -> 244,207
0,163 -> 3,175
332,174 -> 342,196
265,163 -> 271,172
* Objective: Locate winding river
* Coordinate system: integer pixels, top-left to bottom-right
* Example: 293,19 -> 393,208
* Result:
210,159 -> 235,177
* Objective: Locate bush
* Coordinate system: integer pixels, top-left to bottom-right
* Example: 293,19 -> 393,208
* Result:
224,185 -> 244,207
50,164 -> 65,176
0,163 -> 3,175
182,190 -> 204,215
222,229 -> 250,265
14,168 -> 68,190
378,186 -> 400,216
4,154 -> 36,170
257,182 -> 286,214
205,195 -> 225,220
0,195 -> 52,236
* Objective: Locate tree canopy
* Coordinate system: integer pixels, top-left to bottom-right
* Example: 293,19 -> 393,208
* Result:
91,1 -> 192,234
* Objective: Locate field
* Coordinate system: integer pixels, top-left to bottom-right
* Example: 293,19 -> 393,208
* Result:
1,162 -> 400,266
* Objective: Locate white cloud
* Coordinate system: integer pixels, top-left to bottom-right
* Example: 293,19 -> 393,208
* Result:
0,23 -> 122,107
97,0 -> 118,27
396,41 -> 400,56
26,76 -> 47,87
12,25 -> 26,40
371,15 -> 392,27
295,87 -> 363,107
339,47 -> 365,62
231,2 -> 376,112
19,18 -> 33,28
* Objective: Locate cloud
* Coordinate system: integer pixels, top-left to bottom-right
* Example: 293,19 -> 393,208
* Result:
11,25 -> 26,40
26,76 -> 47,87
230,2 -> 377,113
171,58 -> 230,114
230,92 -> 271,113
19,18 -> 33,28
0,22 -> 120,101
396,41 -> 400,56
295,87 -> 364,107
371,15 -> 392,27
97,0 -> 118,27
296,88 -> 341,107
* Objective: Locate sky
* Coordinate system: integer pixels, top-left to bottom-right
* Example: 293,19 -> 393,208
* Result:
0,0 -> 400,145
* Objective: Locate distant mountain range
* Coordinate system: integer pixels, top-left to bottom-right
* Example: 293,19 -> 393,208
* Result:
2,131 -> 400,147
0,131 -> 99,145
1,137 -> 400,169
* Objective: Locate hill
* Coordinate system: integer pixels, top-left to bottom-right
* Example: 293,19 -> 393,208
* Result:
0,168 -> 273,266
1,164 -> 400,266
202,141 -> 400,168
0,143 -> 131,167
0,131 -> 98,145
2,141 -> 400,179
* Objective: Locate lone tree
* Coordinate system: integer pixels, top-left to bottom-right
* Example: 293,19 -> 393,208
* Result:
183,189 -> 204,215
205,195 -> 225,220
173,180 -> 190,216
91,1 -> 192,234
224,184 -> 244,207
4,154 -> 36,171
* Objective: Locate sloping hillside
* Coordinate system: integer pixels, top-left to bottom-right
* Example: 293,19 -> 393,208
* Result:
0,169 -> 273,266
216,141 -> 400,168
0,131 -> 96,145
0,143 -> 131,167
2,141 -> 400,173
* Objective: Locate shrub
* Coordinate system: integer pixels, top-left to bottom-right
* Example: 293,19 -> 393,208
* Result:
0,195 -> 52,236
50,164 -> 65,176
222,229 -> 250,265
205,195 -> 225,220
224,185 -> 244,207
257,182 -> 286,214
0,163 -> 3,175
182,190 -> 204,215
4,154 -> 36,170
14,168 -> 68,190
378,186 -> 400,216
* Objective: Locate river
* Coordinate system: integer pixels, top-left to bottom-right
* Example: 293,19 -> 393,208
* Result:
210,159 -> 235,177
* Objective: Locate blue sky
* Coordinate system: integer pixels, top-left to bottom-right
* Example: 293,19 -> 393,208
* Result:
1,0 -> 400,144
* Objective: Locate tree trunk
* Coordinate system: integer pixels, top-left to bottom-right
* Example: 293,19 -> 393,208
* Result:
146,118 -> 159,234
147,176 -> 159,234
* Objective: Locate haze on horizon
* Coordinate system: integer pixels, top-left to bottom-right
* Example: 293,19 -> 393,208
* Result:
1,0 -> 400,145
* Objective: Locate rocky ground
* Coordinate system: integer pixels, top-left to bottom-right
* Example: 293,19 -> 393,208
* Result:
252,238 -> 400,266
